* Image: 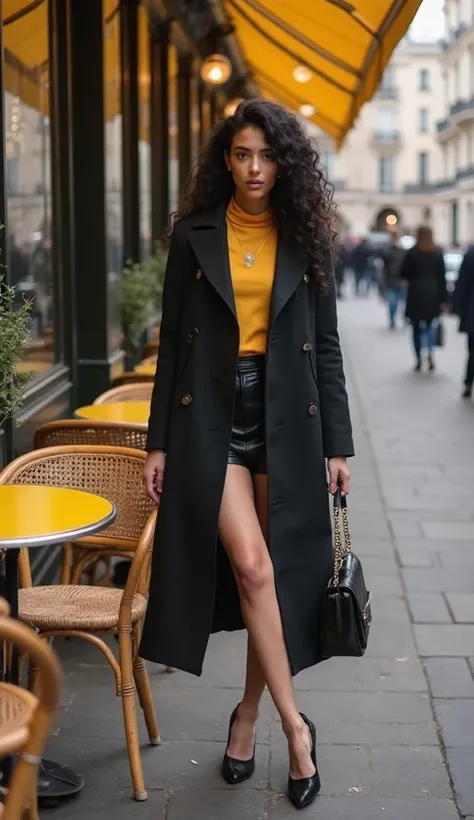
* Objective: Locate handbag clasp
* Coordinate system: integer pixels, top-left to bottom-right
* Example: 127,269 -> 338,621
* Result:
360,592 -> 371,621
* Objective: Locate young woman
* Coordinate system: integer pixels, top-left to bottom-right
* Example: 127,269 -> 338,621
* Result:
140,99 -> 354,810
400,226 -> 447,371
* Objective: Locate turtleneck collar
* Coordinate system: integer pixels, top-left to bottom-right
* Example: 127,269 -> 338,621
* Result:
226,197 -> 274,229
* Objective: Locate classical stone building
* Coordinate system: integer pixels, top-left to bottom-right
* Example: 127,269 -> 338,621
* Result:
307,38 -> 444,239
432,0 -> 474,247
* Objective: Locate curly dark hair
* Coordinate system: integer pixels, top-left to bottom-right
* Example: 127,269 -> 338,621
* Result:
170,99 -> 336,291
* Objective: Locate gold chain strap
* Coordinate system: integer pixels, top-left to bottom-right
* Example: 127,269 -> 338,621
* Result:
332,497 -> 352,586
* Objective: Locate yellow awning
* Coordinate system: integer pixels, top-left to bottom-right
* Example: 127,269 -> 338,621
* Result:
2,0 -> 122,120
3,0 -> 49,112
226,0 -> 423,145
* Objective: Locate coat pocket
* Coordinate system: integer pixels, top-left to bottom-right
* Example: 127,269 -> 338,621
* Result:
176,327 -> 198,383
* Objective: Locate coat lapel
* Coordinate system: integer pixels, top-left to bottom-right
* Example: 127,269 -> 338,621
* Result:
270,237 -> 309,327
189,204 -> 237,319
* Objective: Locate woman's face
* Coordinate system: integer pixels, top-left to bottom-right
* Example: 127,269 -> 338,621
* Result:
226,126 -> 278,206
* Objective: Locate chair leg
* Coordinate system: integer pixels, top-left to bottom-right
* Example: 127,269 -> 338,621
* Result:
133,655 -> 160,745
26,784 -> 39,820
60,543 -> 74,585
28,660 -> 40,696
118,631 -> 147,801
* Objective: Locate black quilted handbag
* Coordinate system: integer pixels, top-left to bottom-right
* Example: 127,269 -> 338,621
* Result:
321,490 -> 372,658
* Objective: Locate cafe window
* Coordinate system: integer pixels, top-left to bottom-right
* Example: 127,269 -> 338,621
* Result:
168,45 -> 179,214
103,2 -> 124,352
138,3 -> 152,258
3,1 -> 55,378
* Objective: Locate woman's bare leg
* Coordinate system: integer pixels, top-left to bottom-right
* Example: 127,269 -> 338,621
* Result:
226,475 -> 268,760
219,465 -> 315,778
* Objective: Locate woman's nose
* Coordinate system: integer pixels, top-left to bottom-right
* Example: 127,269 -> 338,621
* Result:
250,157 -> 261,175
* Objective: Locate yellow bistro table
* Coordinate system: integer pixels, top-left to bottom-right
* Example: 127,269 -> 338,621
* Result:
0,485 -> 117,800
75,401 -> 150,426
134,364 -> 156,376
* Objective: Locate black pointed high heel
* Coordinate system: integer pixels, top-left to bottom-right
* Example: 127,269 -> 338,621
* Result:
287,713 -> 321,809
221,704 -> 256,785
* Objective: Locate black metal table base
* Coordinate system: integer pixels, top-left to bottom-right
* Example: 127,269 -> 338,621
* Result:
37,759 -> 84,805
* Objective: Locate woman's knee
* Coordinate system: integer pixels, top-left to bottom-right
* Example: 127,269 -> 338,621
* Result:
234,550 -> 274,601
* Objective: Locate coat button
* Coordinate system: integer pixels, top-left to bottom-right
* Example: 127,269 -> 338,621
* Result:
195,269 -> 202,280
302,341 -> 313,352
181,393 -> 192,406
308,404 -> 317,416
303,273 -> 310,283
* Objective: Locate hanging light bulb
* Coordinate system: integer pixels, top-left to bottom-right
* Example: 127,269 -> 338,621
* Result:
223,98 -> 245,117
293,65 -> 312,84
200,53 -> 232,86
299,104 -> 316,118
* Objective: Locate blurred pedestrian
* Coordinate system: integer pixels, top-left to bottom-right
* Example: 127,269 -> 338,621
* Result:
334,241 -> 346,298
351,237 -> 371,295
400,226 -> 447,372
452,244 -> 474,398
381,230 -> 406,329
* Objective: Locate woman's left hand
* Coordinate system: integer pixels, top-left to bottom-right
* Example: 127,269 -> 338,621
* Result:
327,457 -> 350,496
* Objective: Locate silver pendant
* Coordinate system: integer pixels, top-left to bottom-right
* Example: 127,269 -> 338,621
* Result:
244,253 -> 256,268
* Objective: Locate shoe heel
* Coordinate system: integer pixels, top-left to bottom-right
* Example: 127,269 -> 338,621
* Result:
221,705 -> 256,785
287,714 -> 321,809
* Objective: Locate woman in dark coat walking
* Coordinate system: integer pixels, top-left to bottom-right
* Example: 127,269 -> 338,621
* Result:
140,100 -> 354,809
453,244 -> 474,398
400,226 -> 447,371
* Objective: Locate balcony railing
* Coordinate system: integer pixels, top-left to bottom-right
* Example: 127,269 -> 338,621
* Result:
375,86 -> 398,100
436,118 -> 451,133
433,177 -> 457,191
403,182 -> 433,194
457,165 -> 474,181
372,130 -> 400,144
450,96 -> 474,118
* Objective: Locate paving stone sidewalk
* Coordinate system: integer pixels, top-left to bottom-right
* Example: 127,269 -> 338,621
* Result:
45,294 -> 474,819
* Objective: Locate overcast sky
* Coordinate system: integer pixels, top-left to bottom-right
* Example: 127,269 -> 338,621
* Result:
410,0 -> 444,41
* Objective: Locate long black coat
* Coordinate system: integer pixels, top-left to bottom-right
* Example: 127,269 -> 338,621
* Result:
139,203 -> 354,677
400,246 -> 447,322
453,246 -> 474,335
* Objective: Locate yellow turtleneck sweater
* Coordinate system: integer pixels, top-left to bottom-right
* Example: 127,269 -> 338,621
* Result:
226,198 -> 278,356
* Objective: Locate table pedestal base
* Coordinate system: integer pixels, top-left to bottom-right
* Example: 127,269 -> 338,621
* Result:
38,759 -> 84,806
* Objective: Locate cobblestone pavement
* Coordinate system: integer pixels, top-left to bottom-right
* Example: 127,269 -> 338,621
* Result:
45,292 -> 474,819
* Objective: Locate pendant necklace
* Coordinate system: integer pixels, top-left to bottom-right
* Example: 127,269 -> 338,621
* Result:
228,219 -> 273,268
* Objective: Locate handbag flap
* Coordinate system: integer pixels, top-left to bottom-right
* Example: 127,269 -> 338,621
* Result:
334,552 -> 368,613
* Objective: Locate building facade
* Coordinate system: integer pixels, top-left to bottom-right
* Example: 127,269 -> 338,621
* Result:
432,0 -> 474,247
308,39 -> 444,239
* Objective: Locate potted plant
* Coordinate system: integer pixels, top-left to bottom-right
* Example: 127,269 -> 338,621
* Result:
119,243 -> 167,369
0,270 -> 32,466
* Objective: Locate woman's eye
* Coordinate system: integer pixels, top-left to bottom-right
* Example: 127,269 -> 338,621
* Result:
236,152 -> 247,161
263,154 -> 274,161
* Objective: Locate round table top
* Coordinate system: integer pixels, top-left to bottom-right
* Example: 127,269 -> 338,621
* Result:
0,485 -> 117,548
75,401 -> 150,425
134,364 -> 156,376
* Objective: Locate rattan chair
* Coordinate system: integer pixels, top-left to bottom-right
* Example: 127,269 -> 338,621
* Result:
0,612 -> 60,820
0,446 -> 159,801
110,373 -> 154,389
93,382 -> 153,405
34,419 -> 148,450
142,340 -> 159,359
139,355 -> 157,367
33,420 -> 149,585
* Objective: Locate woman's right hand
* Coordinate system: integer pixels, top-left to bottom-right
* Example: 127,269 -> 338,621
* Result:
144,450 -> 167,504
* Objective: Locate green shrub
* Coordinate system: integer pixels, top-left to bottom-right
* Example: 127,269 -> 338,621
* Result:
119,244 -> 167,351
0,271 -> 32,425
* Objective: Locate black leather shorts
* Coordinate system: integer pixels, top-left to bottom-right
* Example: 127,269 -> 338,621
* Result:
228,355 -> 267,475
